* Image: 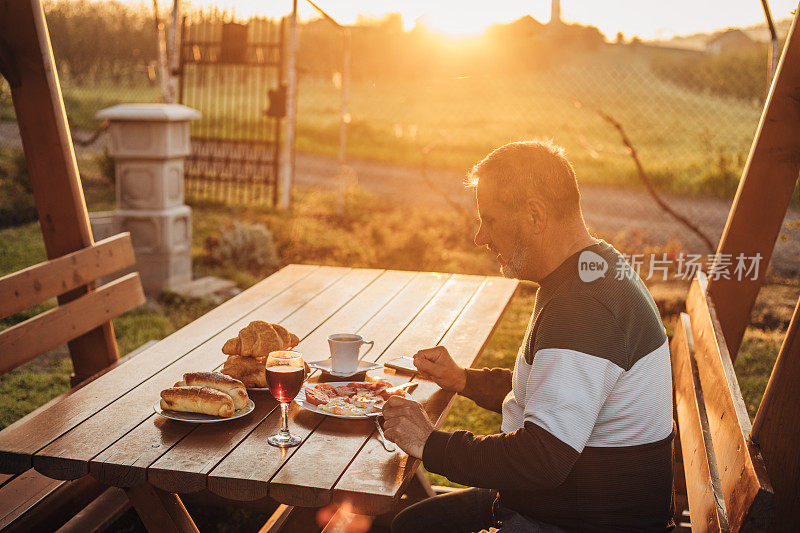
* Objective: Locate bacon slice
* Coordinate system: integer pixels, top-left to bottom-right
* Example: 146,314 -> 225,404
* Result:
305,387 -> 330,406
314,383 -> 340,397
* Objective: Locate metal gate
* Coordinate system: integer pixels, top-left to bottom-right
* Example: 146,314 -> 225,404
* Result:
179,13 -> 285,205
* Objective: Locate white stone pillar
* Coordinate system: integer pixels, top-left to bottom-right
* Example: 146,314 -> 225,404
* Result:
95,104 -> 200,295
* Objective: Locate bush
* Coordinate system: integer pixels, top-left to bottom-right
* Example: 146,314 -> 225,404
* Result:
206,221 -> 280,274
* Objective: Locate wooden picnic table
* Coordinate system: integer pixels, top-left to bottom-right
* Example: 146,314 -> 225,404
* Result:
0,265 -> 517,531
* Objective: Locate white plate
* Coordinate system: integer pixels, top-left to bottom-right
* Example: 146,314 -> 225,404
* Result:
295,381 -> 410,419
307,359 -> 383,377
153,399 -> 255,423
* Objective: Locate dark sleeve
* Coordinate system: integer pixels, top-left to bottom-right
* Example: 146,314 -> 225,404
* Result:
422,421 -> 579,491
458,367 -> 513,414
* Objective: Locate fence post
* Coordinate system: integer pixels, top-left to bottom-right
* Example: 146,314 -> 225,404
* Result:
337,27 -> 351,214
278,0 -> 298,209
96,103 -> 200,296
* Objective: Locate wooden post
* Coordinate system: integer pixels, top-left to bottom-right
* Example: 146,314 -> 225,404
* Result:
0,0 -> 119,383
751,298 -> 800,530
706,10 -> 800,361
152,0 -> 172,103
337,28 -> 351,215
278,0 -> 298,209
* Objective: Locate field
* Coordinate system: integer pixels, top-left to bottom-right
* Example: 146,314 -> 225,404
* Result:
0,47 -> 763,201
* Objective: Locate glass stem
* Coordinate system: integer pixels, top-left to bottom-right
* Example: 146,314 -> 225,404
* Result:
280,402 -> 290,436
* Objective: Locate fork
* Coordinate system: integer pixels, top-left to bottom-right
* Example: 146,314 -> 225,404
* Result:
372,415 -> 396,452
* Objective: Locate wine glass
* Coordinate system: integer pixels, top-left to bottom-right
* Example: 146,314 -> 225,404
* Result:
265,350 -> 305,447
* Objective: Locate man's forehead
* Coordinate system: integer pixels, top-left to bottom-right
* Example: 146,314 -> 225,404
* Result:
475,182 -> 500,217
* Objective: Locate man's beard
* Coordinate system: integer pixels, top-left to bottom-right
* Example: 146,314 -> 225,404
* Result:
500,233 -> 529,279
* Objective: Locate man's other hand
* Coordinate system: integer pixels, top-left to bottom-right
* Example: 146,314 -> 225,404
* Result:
381,396 -> 434,459
413,346 -> 467,393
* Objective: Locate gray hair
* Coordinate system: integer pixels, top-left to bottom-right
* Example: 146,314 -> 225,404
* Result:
465,140 -> 581,219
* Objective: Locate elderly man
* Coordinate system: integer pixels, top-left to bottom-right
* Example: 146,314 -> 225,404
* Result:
382,141 -> 675,532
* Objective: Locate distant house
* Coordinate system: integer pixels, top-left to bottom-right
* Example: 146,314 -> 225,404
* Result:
706,29 -> 757,54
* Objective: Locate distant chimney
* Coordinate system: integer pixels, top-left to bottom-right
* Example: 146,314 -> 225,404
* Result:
550,0 -> 562,25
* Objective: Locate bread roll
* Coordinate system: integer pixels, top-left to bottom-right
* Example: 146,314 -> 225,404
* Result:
160,386 -> 234,417
183,371 -> 249,409
222,355 -> 267,388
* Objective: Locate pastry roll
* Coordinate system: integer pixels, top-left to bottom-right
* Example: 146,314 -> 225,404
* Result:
160,386 -> 234,417
183,371 -> 249,409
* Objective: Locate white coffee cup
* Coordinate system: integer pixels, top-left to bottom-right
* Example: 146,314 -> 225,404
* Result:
327,333 -> 375,375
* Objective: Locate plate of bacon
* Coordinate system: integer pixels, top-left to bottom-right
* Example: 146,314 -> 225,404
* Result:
295,380 -> 410,419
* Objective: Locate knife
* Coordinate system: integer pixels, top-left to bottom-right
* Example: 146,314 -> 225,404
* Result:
383,382 -> 418,395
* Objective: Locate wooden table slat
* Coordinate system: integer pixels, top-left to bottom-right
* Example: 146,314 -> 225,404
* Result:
332,277 -> 519,513
264,275 -> 486,507
293,270 -> 418,362
205,272 -> 458,501
0,264 -> 320,474
145,270 -> 413,493
31,266 -> 354,480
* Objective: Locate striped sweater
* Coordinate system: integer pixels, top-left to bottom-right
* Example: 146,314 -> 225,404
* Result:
422,241 -> 675,532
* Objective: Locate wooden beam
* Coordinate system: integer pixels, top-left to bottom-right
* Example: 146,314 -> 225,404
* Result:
125,484 -> 198,533
257,504 -> 294,533
0,273 -> 144,376
751,297 -> 800,530
55,487 -> 130,533
0,233 -> 136,319
686,277 -> 774,531
0,0 -> 119,382
670,313 -> 726,533
706,9 -> 800,361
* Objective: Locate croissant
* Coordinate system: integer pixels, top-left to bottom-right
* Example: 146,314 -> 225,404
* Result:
222,355 -> 268,388
221,321 -> 299,357
183,371 -> 249,410
160,386 -> 234,417
270,323 -> 293,348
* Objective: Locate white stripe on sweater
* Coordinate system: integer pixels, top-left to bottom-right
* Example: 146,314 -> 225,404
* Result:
501,340 -> 673,451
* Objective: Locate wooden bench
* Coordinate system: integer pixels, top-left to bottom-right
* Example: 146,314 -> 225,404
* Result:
670,273 -> 774,532
0,233 -> 145,532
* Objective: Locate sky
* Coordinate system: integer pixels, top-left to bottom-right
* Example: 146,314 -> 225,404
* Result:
185,0 -> 800,40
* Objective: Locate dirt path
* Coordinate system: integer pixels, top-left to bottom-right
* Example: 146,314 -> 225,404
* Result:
2,120 -> 797,274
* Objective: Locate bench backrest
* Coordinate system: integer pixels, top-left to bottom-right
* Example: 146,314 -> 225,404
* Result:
0,233 -> 145,376
670,272 -> 774,532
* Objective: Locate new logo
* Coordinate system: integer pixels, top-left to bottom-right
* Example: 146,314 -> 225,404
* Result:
578,250 -> 608,282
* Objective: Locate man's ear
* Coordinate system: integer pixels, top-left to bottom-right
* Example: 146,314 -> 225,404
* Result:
524,196 -> 548,234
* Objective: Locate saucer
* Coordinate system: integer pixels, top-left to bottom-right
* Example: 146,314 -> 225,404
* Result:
307,358 -> 383,377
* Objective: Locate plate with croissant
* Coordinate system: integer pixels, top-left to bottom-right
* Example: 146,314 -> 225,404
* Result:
156,371 -> 255,423
219,321 -> 301,390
